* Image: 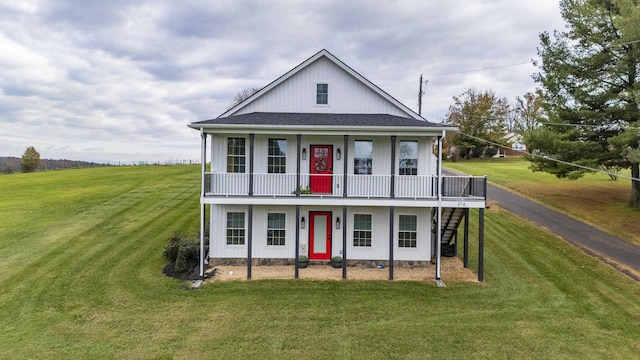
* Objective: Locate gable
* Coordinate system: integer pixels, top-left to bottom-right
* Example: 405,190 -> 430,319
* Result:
222,50 -> 422,120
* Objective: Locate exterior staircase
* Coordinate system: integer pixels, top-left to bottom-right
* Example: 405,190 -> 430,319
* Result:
437,207 -> 466,257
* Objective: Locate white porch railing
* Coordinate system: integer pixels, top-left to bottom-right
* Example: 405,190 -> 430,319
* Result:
204,173 -> 486,199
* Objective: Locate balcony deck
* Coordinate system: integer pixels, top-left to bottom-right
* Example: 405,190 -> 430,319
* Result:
203,173 -> 486,208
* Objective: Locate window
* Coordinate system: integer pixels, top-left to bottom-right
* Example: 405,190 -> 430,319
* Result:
268,139 -> 286,173
316,83 -> 328,105
354,140 -> 372,175
399,141 -> 418,175
226,212 -> 245,245
353,214 -> 372,247
267,213 -> 286,246
398,215 -> 417,248
227,138 -> 246,173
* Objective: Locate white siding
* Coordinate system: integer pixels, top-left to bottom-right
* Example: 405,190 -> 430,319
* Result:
234,58 -> 409,116
210,204 -> 433,262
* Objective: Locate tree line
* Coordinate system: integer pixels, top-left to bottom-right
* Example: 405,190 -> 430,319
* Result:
1,147 -> 108,174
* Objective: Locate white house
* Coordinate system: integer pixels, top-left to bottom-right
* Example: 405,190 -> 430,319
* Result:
189,49 -> 487,284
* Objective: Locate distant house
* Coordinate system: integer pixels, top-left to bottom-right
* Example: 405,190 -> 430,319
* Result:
504,132 -> 527,156
189,49 -> 487,284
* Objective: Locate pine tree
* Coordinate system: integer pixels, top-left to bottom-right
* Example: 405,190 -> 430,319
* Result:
20,146 -> 41,173
529,0 -> 640,207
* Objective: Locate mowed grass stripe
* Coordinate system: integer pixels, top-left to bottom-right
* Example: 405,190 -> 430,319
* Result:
2,166 -> 640,358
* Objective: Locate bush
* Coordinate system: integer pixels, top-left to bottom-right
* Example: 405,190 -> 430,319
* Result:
175,245 -> 188,272
163,233 -> 207,277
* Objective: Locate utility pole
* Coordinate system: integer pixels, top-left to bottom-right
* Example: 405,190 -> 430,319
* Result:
418,75 -> 423,116
418,75 -> 427,116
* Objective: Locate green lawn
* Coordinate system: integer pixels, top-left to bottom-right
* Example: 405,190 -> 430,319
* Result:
1,166 -> 639,358
445,157 -> 640,246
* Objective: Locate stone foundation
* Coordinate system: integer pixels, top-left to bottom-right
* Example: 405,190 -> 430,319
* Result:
208,258 -> 430,268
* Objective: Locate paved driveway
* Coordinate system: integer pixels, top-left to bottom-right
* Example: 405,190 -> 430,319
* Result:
487,182 -> 640,281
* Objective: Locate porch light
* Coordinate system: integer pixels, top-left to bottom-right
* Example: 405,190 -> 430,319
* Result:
336,217 -> 341,229
302,148 -> 307,160
301,217 -> 306,229
336,148 -> 341,160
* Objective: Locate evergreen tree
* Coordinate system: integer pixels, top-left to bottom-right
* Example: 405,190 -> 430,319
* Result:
20,146 -> 41,173
529,0 -> 640,207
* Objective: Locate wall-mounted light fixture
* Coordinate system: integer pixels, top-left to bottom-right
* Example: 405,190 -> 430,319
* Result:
336,217 -> 341,229
336,148 -> 341,160
301,217 -> 306,229
302,148 -> 307,160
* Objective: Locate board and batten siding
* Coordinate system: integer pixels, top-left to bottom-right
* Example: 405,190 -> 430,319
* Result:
209,135 -> 436,176
209,205 -> 433,262
234,57 -> 410,116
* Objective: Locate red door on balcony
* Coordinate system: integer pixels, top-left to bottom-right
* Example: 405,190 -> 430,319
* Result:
309,211 -> 332,260
310,145 -> 333,194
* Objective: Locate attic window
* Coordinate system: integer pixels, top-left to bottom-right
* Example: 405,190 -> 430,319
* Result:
316,83 -> 328,105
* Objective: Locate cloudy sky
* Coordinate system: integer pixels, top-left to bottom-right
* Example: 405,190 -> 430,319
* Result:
0,0 -> 566,164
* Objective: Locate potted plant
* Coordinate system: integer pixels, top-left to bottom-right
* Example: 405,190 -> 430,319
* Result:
330,256 -> 343,268
298,255 -> 309,268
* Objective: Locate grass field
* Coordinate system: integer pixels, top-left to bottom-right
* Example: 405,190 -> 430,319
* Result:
445,157 -> 640,246
1,166 -> 639,358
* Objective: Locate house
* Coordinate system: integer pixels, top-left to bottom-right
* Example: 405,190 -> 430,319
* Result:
189,49 -> 487,284
504,132 -> 527,156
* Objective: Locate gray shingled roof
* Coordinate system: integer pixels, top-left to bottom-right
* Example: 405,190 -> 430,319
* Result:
192,112 -> 444,127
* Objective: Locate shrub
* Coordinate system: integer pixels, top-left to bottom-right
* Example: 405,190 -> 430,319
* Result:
175,245 -> 188,272
163,233 -> 206,276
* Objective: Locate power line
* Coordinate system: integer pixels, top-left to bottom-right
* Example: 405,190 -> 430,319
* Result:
425,61 -> 533,76
452,130 -> 640,182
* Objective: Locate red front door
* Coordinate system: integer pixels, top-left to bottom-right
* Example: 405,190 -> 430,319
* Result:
310,145 -> 333,194
309,211 -> 332,260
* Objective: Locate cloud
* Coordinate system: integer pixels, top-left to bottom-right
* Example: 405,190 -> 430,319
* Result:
0,0 -> 565,162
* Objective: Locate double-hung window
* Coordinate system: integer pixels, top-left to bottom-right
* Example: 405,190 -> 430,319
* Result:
399,141 -> 418,175
227,138 -> 246,173
398,215 -> 417,248
226,212 -> 245,245
268,139 -> 286,173
316,83 -> 328,105
354,140 -> 373,175
353,214 -> 372,247
267,213 -> 286,246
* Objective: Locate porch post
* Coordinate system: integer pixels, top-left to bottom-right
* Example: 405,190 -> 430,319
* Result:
390,136 -> 396,198
463,208 -> 469,268
295,205 -> 300,279
249,134 -> 254,196
389,135 -> 396,280
436,133 -> 444,281
247,204 -> 253,280
295,134 -> 301,278
478,208 -> 484,282
343,135 -> 348,198
389,206 -> 394,280
199,129 -> 207,279
342,135 -> 348,279
296,134 -> 301,197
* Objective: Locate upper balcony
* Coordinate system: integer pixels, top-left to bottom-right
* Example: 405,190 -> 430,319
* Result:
203,172 -> 486,208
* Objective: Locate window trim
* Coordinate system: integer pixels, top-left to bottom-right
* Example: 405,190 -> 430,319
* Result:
398,214 -> 417,248
226,212 -> 246,245
267,138 -> 287,174
315,82 -> 329,106
353,214 -> 372,247
399,140 -> 418,176
354,140 -> 373,175
227,137 -> 246,174
267,212 -> 286,246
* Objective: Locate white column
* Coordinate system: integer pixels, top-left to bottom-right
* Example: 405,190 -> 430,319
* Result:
199,129 -> 207,278
436,131 -> 444,281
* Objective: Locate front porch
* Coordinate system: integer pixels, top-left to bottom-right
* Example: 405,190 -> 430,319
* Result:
204,172 -> 487,200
